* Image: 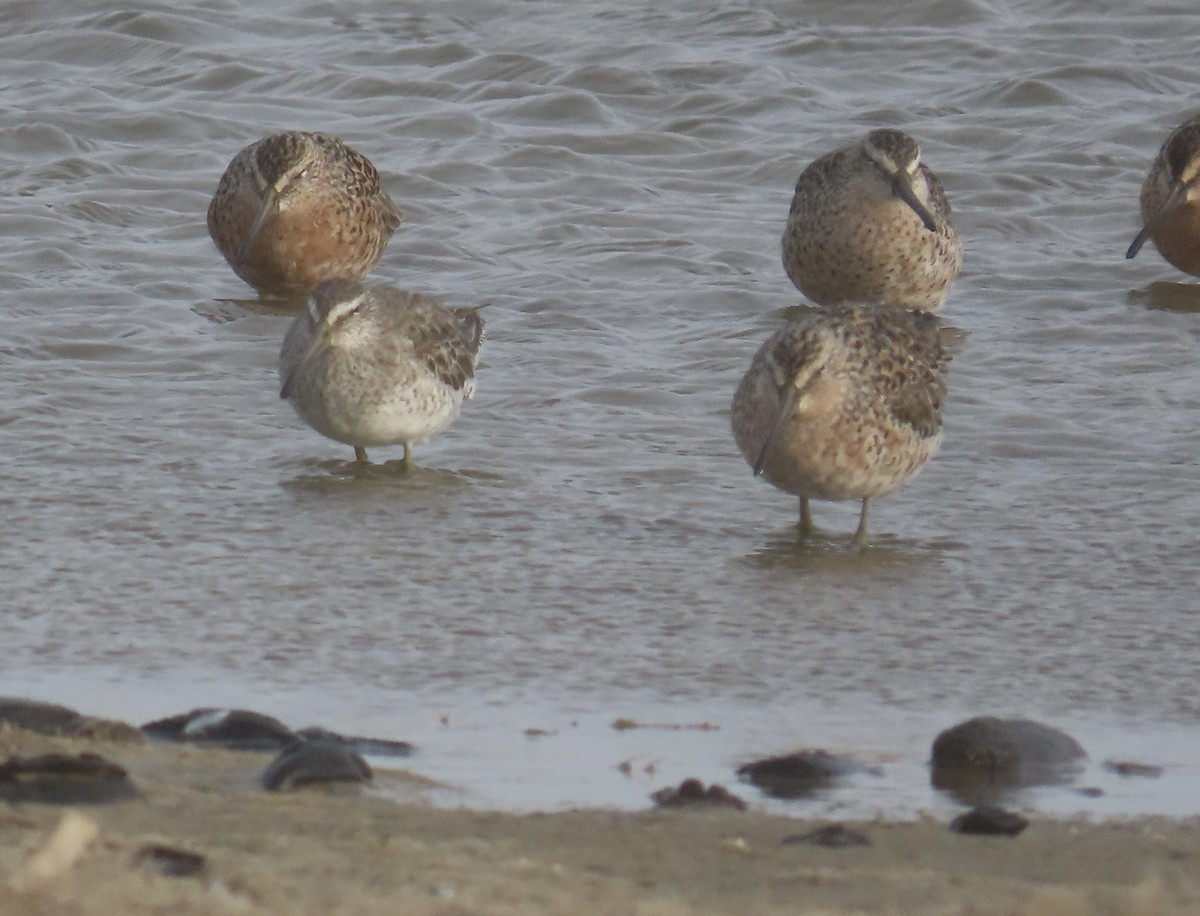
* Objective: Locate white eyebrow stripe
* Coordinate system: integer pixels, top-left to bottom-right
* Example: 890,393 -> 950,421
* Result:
322,291 -> 367,325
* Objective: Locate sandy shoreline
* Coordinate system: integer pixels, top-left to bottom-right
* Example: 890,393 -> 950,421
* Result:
1,728 -> 1198,915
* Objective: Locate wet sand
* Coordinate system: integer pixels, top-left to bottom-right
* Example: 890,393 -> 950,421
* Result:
1,728 -> 1198,915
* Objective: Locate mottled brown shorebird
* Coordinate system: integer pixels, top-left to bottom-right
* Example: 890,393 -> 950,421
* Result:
731,302 -> 949,546
782,128 -> 962,312
279,278 -> 484,466
1126,114 -> 1200,275
208,131 -> 402,298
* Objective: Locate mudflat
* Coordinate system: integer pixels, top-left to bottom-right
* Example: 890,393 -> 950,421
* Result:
0,728 -> 1197,915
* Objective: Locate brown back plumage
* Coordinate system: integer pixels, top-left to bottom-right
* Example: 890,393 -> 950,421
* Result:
208,131 -> 401,297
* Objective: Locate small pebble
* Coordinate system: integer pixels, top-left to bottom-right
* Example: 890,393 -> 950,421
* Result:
950,805 -> 1029,837
1102,760 -> 1164,779
132,844 -> 208,879
261,740 -> 372,791
722,836 -> 749,855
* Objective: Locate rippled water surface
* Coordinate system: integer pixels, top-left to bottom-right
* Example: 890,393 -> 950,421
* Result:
4,0 -> 1200,817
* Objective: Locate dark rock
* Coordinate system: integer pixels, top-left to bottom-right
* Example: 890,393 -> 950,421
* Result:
261,740 -> 372,791
0,752 -> 140,804
930,717 -> 1086,805
0,698 -> 142,743
736,750 -> 880,800
74,717 -> 145,743
950,805 -> 1029,837
1102,760 -> 1164,779
295,727 -> 414,758
782,824 -> 872,847
651,778 -> 747,810
142,708 -> 297,751
0,698 -> 86,735
132,844 -> 208,878
142,710 -> 417,759
932,717 -> 1085,770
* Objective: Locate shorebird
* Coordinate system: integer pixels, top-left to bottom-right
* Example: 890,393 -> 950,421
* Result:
279,279 -> 485,466
781,128 -> 962,312
1126,114 -> 1200,274
208,131 -> 402,298
730,301 -> 949,546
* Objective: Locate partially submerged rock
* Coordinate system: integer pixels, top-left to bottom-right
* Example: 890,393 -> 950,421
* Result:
736,750 -> 880,800
651,778 -> 746,810
931,717 -> 1086,805
933,718 -> 1086,771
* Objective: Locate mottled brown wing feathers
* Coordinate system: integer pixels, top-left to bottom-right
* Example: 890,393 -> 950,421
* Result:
878,310 -> 948,440
408,307 -> 485,393
312,133 -> 401,230
920,164 -> 954,224
788,146 -> 847,218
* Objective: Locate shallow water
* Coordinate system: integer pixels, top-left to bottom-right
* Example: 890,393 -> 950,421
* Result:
3,0 -> 1200,819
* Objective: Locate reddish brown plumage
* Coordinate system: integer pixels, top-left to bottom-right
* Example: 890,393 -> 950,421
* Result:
208,132 -> 401,298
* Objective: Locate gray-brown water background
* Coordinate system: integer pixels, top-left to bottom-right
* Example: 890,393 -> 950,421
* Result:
3,0 -> 1200,816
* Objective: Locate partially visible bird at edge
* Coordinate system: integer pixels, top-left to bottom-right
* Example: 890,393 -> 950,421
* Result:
1127,114 -> 1200,275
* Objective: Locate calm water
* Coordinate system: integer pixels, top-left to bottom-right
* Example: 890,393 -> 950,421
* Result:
3,0 -> 1200,818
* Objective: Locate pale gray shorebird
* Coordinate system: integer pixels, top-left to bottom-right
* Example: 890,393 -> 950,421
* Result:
731,302 -> 949,546
208,131 -> 402,298
1126,114 -> 1200,275
782,128 -> 962,312
279,279 -> 485,467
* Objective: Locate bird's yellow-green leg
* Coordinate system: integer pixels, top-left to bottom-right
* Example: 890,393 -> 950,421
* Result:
852,498 -> 871,548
